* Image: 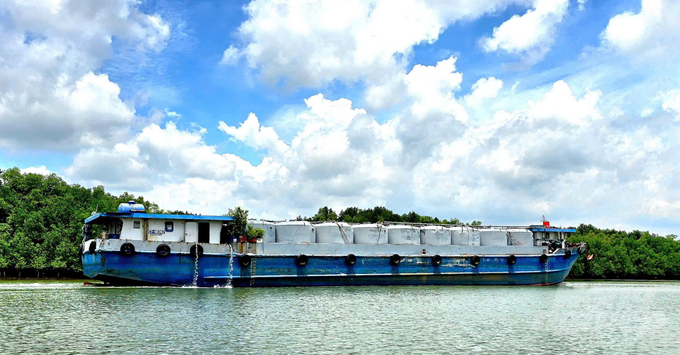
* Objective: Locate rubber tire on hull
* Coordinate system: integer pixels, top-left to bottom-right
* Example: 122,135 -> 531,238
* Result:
296,254 -> 308,267
156,244 -> 171,257
346,254 -> 357,266
240,255 -> 252,267
540,253 -> 549,263
390,254 -> 401,266
190,245 -> 203,258
432,255 -> 442,266
120,243 -> 135,256
507,254 -> 517,265
78,244 -> 84,257
564,250 -> 572,258
470,255 -> 481,266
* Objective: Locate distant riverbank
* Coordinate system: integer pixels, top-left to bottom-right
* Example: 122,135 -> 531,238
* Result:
0,268 -> 84,279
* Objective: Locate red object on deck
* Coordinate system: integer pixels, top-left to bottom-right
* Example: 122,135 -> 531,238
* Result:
543,221 -> 550,227
239,236 -> 248,243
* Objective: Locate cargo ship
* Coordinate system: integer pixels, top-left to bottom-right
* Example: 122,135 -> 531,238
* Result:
80,202 -> 586,287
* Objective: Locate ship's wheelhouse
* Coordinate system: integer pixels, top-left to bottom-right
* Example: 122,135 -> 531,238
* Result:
83,202 -> 234,244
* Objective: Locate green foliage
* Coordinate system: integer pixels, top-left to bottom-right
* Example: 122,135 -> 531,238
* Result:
311,206 -> 338,221
567,224 -> 680,279
247,226 -> 265,239
0,167 -> 162,274
227,206 -> 249,238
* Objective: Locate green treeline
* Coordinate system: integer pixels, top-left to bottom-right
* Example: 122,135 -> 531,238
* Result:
567,225 -> 680,279
2,168 -> 680,279
0,168 -> 159,277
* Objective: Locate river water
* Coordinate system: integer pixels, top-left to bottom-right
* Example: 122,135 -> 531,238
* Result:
1,281 -> 679,354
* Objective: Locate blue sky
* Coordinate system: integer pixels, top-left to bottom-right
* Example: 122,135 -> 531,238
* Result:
2,0 -> 680,234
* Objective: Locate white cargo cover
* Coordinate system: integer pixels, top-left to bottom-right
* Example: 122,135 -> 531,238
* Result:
387,225 -> 420,245
420,226 -> 451,245
315,222 -> 354,244
450,227 -> 481,246
479,228 -> 508,246
353,224 -> 388,244
507,229 -> 533,246
275,221 -> 315,244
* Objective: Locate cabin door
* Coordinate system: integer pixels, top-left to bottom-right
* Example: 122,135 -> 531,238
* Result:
198,222 -> 210,244
185,222 -> 198,243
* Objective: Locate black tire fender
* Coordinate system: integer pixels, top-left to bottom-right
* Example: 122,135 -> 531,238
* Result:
189,244 -> 203,257
78,244 -> 84,256
390,254 -> 401,266
296,254 -> 308,267
507,254 -> 517,265
156,244 -> 171,257
346,254 -> 357,266
432,254 -> 442,266
120,242 -> 135,256
540,253 -> 549,263
564,249 -> 572,258
470,255 -> 481,266
240,254 -> 252,267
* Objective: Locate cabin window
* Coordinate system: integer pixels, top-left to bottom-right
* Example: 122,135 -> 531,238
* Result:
133,221 -> 140,229
165,221 -> 174,232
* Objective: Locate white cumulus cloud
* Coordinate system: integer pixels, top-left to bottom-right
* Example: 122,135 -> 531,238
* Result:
227,0 -> 533,109
480,0 -> 569,66
465,77 -> 504,107
601,0 -> 680,57
0,0 -> 170,151
64,74 -> 680,232
21,166 -> 53,176
661,89 -> 680,118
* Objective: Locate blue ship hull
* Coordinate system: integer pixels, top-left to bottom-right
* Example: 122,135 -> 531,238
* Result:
82,250 -> 580,287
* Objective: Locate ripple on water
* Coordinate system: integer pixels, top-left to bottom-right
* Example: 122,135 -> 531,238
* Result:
1,281 -> 679,354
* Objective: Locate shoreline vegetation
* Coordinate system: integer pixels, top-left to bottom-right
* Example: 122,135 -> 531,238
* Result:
2,168 -> 679,280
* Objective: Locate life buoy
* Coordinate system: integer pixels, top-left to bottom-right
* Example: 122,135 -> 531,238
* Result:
564,250 -> 572,258
470,255 -> 481,266
156,244 -> 171,257
432,255 -> 442,266
346,254 -> 357,266
120,242 -> 135,256
507,254 -> 517,265
296,254 -> 308,266
189,244 -> 203,257
88,241 -> 96,254
240,254 -> 252,267
539,253 -> 548,263
390,254 -> 401,266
